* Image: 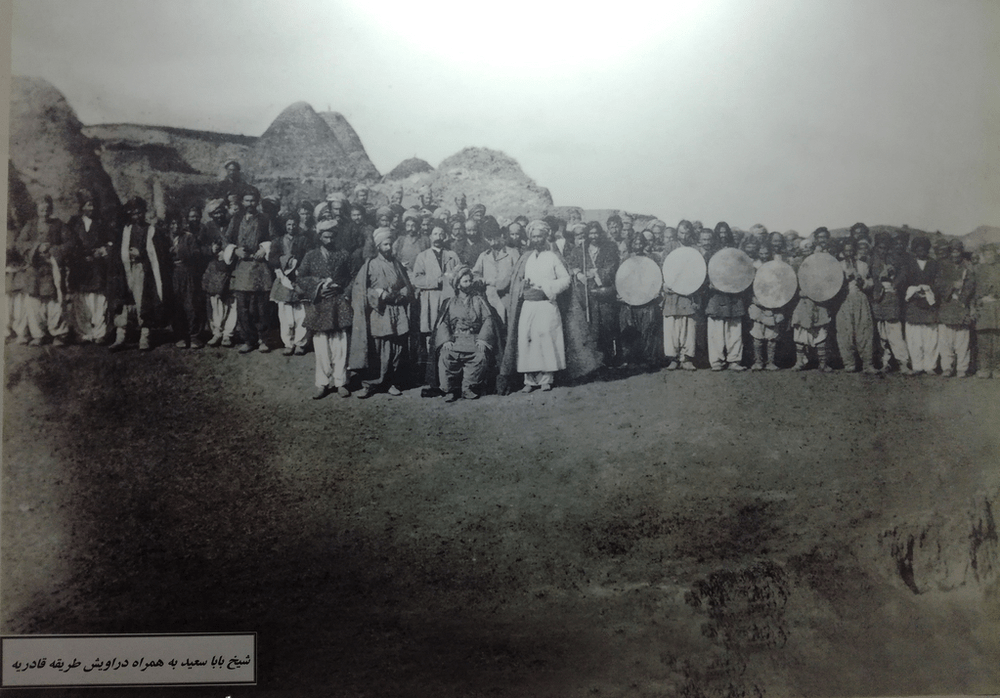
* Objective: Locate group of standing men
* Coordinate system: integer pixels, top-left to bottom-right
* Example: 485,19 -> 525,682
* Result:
7,160 -> 999,401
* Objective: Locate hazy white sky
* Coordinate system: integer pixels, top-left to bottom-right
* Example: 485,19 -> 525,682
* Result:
10,0 -> 1000,233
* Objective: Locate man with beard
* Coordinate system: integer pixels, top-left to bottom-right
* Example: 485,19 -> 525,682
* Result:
202,199 -> 238,348
171,204 -> 213,348
834,237 -> 877,373
108,197 -> 169,351
435,266 -> 501,401
17,195 -> 73,346
412,222 -> 461,397
298,222 -> 354,399
67,188 -> 113,344
568,221 -> 621,367
454,217 -> 490,267
869,233 -> 911,373
618,232 -> 663,367
268,212 -> 312,355
226,188 -> 273,353
936,240 -> 975,377
902,236 -> 941,375
704,222 -> 748,371
215,160 -> 249,201
498,220 -> 581,393
473,222 -> 517,323
973,247 -> 1000,378
349,228 -> 414,398
393,210 -> 429,272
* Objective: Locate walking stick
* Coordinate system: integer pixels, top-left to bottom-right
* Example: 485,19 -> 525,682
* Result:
582,240 -> 591,323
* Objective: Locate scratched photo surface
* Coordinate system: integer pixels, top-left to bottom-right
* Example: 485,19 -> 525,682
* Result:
3,1 -> 1000,696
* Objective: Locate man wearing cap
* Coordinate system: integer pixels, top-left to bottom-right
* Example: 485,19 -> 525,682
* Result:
202,199 -> 237,347
705,222 -> 748,371
568,221 -> 621,368
226,187 -> 274,353
216,160 -> 249,201
171,204 -> 213,349
973,246 -> 1000,378
412,221 -> 461,397
661,220 -> 701,371
453,217 -> 490,267
936,240 -> 975,377
393,209 -> 429,271
349,227 -> 414,398
868,233 -> 911,373
108,197 -> 168,351
268,212 -> 312,355
834,237 -> 877,373
67,188 -> 113,343
435,266 -> 501,400
298,222 -> 354,398
902,236 -> 941,375
473,222 -> 517,324
16,195 -> 73,346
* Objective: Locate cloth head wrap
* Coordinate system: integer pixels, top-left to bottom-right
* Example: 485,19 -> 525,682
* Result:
373,227 -> 393,247
526,220 -> 550,237
402,209 -> 421,222
451,265 -> 473,293
314,202 -> 333,220
470,204 -> 487,215
205,199 -> 225,215
316,219 -> 338,233
375,206 -> 393,219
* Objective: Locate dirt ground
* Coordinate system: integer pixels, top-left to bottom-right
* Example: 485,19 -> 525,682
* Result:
2,341 -> 999,697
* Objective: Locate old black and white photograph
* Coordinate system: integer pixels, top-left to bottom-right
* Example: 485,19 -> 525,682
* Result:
2,0 -> 999,695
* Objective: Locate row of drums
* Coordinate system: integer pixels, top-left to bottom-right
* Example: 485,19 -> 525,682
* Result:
614,248 -> 847,308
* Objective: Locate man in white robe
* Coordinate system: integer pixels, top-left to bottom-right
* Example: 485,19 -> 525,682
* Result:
516,220 -> 571,391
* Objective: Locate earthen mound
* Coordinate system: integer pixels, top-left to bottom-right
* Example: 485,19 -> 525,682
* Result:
385,157 -> 434,181
9,76 -> 119,220
319,111 -> 380,180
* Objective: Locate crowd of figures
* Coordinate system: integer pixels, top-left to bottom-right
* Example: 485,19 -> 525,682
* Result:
7,160 -> 1000,401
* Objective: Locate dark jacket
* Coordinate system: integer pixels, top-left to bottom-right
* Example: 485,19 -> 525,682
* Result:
297,247 -> 354,332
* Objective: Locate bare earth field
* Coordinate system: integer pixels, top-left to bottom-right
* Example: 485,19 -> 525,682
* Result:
2,343 -> 999,697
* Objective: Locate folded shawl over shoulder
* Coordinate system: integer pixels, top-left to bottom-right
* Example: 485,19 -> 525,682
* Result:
496,249 -> 602,394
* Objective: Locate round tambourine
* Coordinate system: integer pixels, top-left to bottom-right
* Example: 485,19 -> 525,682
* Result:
661,246 -> 707,296
708,247 -> 756,294
797,252 -> 844,302
615,256 -> 663,306
753,259 -> 798,309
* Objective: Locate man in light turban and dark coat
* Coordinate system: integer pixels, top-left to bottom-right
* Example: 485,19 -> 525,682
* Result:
349,227 -> 414,398
497,220 -> 601,393
298,222 -> 354,398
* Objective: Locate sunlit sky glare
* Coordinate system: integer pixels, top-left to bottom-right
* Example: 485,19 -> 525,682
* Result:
9,0 -> 1000,233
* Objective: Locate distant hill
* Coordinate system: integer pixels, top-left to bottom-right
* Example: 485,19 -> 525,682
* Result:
385,157 -> 434,181
962,225 -> 1000,249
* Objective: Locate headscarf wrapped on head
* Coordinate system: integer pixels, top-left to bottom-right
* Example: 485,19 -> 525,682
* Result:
316,219 -> 338,234
469,203 -> 487,216
526,219 -> 550,237
314,201 -> 333,221
450,265 -> 473,294
205,198 -> 225,216
375,205 -> 393,220
373,227 -> 393,247
402,208 -> 421,222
